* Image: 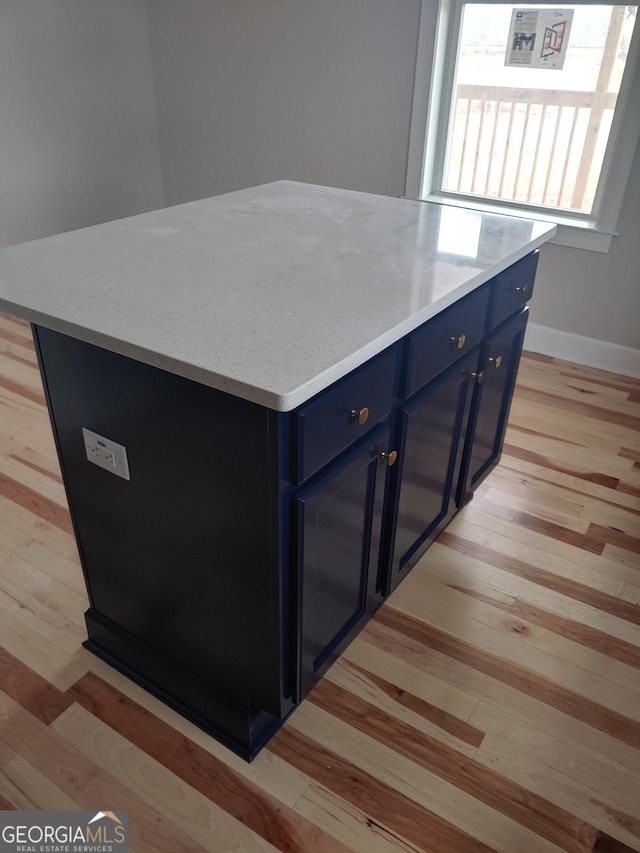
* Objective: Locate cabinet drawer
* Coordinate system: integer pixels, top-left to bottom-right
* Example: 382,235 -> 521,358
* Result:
403,284 -> 490,396
294,345 -> 398,483
490,251 -> 538,328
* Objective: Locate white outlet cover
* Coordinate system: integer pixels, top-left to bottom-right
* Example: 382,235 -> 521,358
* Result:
82,428 -> 130,480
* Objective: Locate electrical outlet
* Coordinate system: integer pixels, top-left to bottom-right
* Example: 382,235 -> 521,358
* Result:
82,428 -> 130,480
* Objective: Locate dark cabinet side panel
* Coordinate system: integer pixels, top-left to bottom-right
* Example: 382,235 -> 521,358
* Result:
34,326 -> 286,716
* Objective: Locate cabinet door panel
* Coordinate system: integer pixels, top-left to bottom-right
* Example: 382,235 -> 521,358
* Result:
295,426 -> 388,699
389,352 -> 476,591
458,309 -> 528,504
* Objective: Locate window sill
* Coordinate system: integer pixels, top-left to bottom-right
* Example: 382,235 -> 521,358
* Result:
415,193 -> 615,253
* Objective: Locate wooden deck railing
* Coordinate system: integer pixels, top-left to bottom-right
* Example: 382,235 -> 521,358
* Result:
444,83 -> 618,212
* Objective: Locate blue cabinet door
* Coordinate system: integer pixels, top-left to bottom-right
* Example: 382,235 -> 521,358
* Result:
457,308 -> 528,505
387,350 -> 478,592
295,425 -> 390,699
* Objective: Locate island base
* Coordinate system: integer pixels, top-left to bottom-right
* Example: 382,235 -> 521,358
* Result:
83,609 -> 285,762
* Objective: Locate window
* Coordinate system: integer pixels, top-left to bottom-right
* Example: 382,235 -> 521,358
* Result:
406,0 -> 640,251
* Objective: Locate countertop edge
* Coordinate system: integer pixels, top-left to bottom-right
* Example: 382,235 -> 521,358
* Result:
2,227 -> 555,412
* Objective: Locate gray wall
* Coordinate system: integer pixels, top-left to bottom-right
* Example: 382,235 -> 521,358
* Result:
145,0 -> 421,204
3,1 -> 636,351
0,0 -> 164,246
145,0 -> 639,353
533,143 -> 640,350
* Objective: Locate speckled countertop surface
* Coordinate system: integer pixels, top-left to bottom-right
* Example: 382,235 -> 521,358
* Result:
0,181 -> 555,411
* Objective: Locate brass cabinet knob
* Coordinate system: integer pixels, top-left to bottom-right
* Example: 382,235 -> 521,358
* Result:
380,450 -> 398,467
513,283 -> 530,295
471,370 -> 485,384
488,355 -> 503,368
349,406 -> 369,425
450,334 -> 466,349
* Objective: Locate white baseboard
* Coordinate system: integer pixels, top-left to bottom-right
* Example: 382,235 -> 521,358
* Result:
524,323 -> 640,379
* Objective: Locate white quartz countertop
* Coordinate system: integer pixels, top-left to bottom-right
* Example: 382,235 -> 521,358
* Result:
0,181 -> 555,411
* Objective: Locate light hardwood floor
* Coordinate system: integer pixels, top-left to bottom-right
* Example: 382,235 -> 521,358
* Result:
0,309 -> 638,853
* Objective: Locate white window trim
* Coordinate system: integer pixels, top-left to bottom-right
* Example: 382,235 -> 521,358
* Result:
405,0 -> 640,253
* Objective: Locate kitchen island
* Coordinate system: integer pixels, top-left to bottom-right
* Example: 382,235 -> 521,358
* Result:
0,182 -> 555,758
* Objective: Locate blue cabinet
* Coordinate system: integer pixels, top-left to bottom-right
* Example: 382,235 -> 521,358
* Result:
457,308 -> 529,505
32,250 -> 539,761
295,424 -> 390,699
388,350 -> 478,593
294,253 -> 537,704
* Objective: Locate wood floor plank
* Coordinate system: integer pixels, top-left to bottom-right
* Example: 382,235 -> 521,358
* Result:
588,523 -> 640,555
342,635 -> 480,720
497,453 -> 640,514
0,645 -> 73,724
0,689 -> 212,853
361,621 -> 640,785
513,383 -> 640,433
53,704 -> 283,853
0,586 -> 88,692
501,440 -> 627,489
0,344 -> 38,369
470,702 -> 640,810
0,739 -> 15,768
375,607 -> 640,748
503,427 -> 636,477
0,398 -> 54,440
0,754 -> 82,810
0,356 -> 48,397
0,790 -> 17,810
392,549 -> 640,695
483,464 -> 640,535
481,482 -> 590,533
477,499 -> 607,554
474,733 -> 640,851
0,494 -> 79,564
507,405 -> 640,456
603,543 -> 640,569
2,300 -> 640,852
443,515 -> 640,608
0,451 -> 67,505
424,541 -> 640,649
594,832 -> 640,853
0,542 -> 87,629
533,359 -> 640,393
389,571 -> 640,705
0,432 -> 63,480
0,311 -> 31,330
280,700 -> 575,853
0,470 -> 72,534
0,374 -> 45,406
0,323 -> 35,351
67,663 -> 311,810
67,672 -> 356,853
328,657 -> 485,750
274,723 -> 508,853
307,676 -> 596,852
292,783 -> 426,853
515,371 -> 640,416
446,582 -> 640,670
545,361 -> 640,395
